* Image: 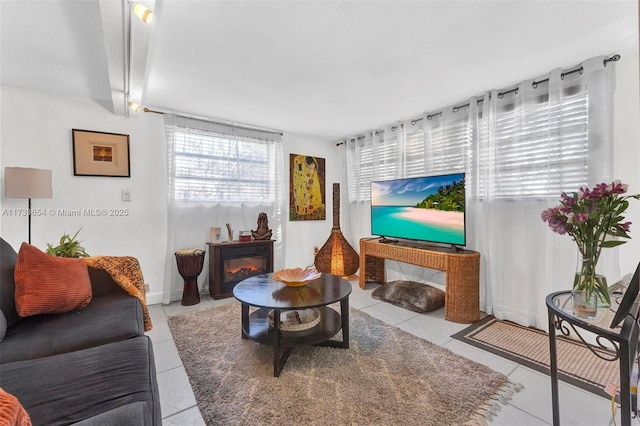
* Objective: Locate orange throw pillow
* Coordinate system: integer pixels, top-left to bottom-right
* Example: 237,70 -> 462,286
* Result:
14,243 -> 92,317
0,387 -> 32,426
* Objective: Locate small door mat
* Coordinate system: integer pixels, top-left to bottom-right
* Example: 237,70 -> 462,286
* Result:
451,315 -> 620,399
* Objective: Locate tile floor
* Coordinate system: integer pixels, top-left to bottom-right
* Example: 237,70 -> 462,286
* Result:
146,282 -> 619,426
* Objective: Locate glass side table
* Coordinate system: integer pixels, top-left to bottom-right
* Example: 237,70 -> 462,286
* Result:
546,290 -> 640,426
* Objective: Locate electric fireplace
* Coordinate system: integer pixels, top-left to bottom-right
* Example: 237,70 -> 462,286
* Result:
207,240 -> 274,299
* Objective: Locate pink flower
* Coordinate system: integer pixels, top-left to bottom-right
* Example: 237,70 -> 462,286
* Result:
542,181 -> 638,254
574,213 -> 588,223
549,217 -> 569,235
541,207 -> 558,222
560,192 -> 575,206
541,207 -> 571,235
609,180 -> 627,195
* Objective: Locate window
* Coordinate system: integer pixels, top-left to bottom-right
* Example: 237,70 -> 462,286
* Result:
346,134 -> 401,202
347,138 -> 373,202
404,127 -> 426,177
347,118 -> 471,202
425,116 -> 471,176
347,85 -> 590,203
485,87 -> 588,200
171,126 -> 279,202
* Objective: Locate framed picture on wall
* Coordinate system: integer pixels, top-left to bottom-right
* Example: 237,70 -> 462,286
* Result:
72,129 -> 130,177
289,154 -> 326,221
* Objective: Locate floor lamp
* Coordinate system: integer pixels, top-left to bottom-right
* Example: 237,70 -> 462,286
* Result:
4,167 -> 53,244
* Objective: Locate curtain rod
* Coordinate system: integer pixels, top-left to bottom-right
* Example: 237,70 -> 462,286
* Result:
335,53 -> 620,146
143,107 -> 284,136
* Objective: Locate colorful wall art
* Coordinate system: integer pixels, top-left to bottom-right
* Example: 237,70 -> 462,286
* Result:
289,154 -> 326,221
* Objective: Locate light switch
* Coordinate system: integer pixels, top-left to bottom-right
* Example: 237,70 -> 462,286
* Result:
122,189 -> 132,201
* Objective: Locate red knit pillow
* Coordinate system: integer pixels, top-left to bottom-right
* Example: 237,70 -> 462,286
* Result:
0,387 -> 32,426
14,243 -> 91,317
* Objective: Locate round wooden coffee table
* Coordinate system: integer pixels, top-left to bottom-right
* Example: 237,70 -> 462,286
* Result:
233,272 -> 351,377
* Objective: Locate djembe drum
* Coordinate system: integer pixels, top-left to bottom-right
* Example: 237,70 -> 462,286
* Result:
175,248 -> 206,306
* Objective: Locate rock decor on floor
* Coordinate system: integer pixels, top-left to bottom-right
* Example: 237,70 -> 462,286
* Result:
372,280 -> 445,313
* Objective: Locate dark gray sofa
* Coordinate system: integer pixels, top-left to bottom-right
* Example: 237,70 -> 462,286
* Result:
0,237 -> 161,425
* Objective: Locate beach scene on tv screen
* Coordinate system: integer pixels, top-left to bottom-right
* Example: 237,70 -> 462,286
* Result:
371,174 -> 465,245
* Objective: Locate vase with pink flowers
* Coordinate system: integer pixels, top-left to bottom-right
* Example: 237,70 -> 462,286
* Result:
542,181 -> 639,318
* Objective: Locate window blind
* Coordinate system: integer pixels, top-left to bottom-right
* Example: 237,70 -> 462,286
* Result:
172,127 -> 277,202
350,142 -> 373,201
404,128 -> 425,177
347,119 -> 470,201
485,88 -> 588,199
347,85 -> 588,202
427,117 -> 470,175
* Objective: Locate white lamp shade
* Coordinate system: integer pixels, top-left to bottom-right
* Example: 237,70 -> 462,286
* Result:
5,167 -> 53,199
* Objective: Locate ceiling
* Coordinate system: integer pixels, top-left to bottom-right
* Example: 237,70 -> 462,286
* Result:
1,1 -> 638,141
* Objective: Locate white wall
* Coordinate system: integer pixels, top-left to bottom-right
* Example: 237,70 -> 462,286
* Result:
0,86 -> 343,305
1,86 -> 168,303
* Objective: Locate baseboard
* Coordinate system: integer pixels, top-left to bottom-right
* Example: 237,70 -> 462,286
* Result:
146,292 -> 163,305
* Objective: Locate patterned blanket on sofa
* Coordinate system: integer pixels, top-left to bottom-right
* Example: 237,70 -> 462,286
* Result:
83,256 -> 153,331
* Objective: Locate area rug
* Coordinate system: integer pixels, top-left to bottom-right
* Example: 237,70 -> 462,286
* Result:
168,303 -> 520,425
451,316 -> 619,399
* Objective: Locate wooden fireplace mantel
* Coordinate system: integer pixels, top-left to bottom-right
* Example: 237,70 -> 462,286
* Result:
359,238 -> 480,323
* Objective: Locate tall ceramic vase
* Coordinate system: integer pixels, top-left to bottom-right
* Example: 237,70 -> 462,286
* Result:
314,183 -> 359,276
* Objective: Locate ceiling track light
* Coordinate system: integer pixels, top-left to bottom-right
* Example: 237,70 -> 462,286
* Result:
128,101 -> 142,112
132,3 -> 154,24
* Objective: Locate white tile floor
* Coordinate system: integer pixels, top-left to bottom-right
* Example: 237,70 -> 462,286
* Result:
146,282 -> 619,426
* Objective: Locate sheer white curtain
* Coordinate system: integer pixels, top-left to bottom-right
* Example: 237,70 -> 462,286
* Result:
345,126 -> 402,243
344,55 -> 618,328
163,115 -> 285,304
420,101 -> 477,287
344,133 -> 372,244
472,56 -> 617,328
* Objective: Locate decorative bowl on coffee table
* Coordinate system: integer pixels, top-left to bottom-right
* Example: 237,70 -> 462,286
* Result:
268,308 -> 321,331
272,268 -> 321,287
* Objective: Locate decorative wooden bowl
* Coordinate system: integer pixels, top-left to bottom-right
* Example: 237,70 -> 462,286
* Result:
268,308 -> 321,332
272,268 -> 321,287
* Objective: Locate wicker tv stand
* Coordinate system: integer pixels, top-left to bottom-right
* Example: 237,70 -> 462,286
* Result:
359,238 -> 480,323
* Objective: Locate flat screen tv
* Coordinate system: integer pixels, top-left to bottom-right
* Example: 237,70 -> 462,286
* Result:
370,173 -> 466,247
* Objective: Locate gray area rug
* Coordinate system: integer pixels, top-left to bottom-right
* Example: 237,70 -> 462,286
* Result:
168,302 -> 518,425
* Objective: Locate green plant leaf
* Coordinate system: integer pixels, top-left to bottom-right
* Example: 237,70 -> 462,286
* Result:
45,228 -> 89,258
601,240 -> 626,248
